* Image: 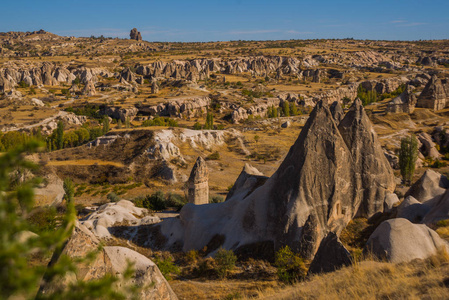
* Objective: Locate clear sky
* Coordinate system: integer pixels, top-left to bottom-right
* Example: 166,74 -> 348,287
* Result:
1,0 -> 448,42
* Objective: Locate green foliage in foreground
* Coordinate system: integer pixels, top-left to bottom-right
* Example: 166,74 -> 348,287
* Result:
0,141 -> 132,299
214,248 -> 237,279
275,246 -> 307,284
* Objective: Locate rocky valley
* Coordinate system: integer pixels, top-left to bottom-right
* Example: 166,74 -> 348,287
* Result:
2,27 -> 449,300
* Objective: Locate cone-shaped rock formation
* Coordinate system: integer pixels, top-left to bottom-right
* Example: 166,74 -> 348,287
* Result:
149,100 -> 395,260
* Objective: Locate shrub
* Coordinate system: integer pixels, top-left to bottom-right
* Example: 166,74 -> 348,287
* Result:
27,206 -> 58,233
165,193 -> 187,210
107,192 -> 120,202
214,248 -> 237,279
185,250 -> 199,264
155,256 -> 180,280
142,191 -> 166,211
193,122 -> 202,130
132,196 -> 145,208
432,159 -> 447,169
206,151 -> 220,160
274,245 -> 307,283
211,196 -> 224,203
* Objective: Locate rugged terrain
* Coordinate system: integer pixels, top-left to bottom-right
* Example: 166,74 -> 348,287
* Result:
3,30 -> 449,299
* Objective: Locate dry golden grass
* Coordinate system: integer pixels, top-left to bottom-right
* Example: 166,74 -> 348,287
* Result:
171,279 -> 280,300
258,250 -> 449,300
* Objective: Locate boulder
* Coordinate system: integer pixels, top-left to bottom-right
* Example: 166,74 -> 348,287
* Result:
34,173 -> 65,205
39,223 -> 177,299
81,200 -> 154,239
187,157 -> 209,205
225,163 -> 268,201
281,121 -> 290,128
307,232 -> 352,275
404,169 -> 449,202
31,98 -> 45,107
417,132 -> 441,160
397,196 -> 431,223
422,188 -> 449,223
383,192 -> 400,213
364,218 -> 449,263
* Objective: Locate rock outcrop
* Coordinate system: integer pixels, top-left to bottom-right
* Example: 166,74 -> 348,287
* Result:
82,80 -> 96,96
338,98 -> 396,217
386,84 -> 417,113
149,100 -> 395,260
365,218 -> 449,263
187,157 -> 209,205
81,200 -> 159,239
330,101 -> 344,123
416,75 -> 449,111
422,188 -> 449,224
34,173 -> 65,206
417,132 -> 441,160
39,222 -> 177,299
130,28 -> 142,41
404,169 -> 449,202
307,232 -> 352,275
225,164 -> 268,201
396,196 -> 431,223
383,192 -> 400,213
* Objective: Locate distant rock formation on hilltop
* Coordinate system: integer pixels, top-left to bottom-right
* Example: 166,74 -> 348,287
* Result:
130,28 -> 142,41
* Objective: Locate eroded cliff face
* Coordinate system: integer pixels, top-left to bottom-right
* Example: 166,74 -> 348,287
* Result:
145,100 -> 395,259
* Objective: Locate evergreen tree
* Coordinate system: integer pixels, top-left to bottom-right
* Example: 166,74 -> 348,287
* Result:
289,102 -> 298,116
283,101 -> 290,117
55,121 -> 64,150
102,116 -> 110,134
125,116 -> 131,128
399,134 -> 418,185
204,112 -> 214,129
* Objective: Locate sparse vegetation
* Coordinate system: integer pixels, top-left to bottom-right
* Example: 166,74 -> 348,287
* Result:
274,246 -> 307,283
214,248 -> 237,279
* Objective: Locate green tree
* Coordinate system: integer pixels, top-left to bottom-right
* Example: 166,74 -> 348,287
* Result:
55,121 -> 64,150
289,102 -> 298,116
63,178 -> 75,203
75,127 -> 90,144
0,142 -> 134,299
102,116 -> 110,134
63,131 -> 78,148
399,134 -> 419,185
204,112 -> 214,130
125,116 -> 131,128
282,101 -> 290,117
117,119 -> 122,129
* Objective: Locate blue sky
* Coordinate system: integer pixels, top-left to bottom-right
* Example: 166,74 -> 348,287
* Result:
1,0 -> 448,42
